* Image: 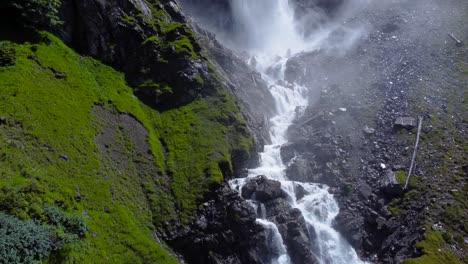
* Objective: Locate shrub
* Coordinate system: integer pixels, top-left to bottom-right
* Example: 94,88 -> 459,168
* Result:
4,0 -> 62,29
0,213 -> 56,263
44,205 -> 88,237
0,42 -> 16,66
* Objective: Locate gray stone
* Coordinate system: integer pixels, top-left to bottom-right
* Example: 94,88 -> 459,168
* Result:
380,170 -> 404,196
376,217 -> 386,230
394,117 -> 417,129
359,183 -> 372,199
363,126 -> 376,135
54,72 -> 67,79
241,176 -> 286,203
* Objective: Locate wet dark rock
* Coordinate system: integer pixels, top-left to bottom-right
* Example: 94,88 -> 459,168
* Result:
168,185 -> 270,264
394,117 -> 417,130
286,158 -> 313,183
280,140 -> 311,163
270,208 -> 319,264
241,175 -> 286,203
334,210 -> 364,249
264,198 -> 293,218
294,183 -> 308,201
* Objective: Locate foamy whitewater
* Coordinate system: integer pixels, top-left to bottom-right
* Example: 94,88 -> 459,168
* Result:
228,0 -> 367,263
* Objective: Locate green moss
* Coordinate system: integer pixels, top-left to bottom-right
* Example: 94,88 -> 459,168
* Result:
152,92 -> 253,224
121,15 -> 138,26
195,75 -> 205,86
0,33 -> 176,263
403,229 -> 462,264
389,206 -> 401,217
0,28 -> 254,261
396,170 -> 407,185
138,79 -> 173,97
166,35 -> 199,59
395,170 -> 418,189
142,35 -> 161,45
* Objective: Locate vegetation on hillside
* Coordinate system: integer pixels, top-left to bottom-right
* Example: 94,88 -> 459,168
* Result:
0,30 -> 252,262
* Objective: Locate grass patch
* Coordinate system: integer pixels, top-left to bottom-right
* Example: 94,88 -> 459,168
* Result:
0,32 -> 176,263
403,228 -> 462,264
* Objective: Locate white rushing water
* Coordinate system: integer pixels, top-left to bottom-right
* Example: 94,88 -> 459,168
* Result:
228,0 -> 367,263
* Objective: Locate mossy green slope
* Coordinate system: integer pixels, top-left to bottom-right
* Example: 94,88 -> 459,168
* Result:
0,32 -> 253,262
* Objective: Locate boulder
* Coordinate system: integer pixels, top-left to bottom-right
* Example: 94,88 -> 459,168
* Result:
271,208 -> 319,264
241,176 -> 286,203
394,117 -> 417,129
294,183 -> 308,201
333,210 -> 364,249
168,185 -> 269,264
264,198 -> 292,218
358,183 -> 372,200
380,170 -> 404,196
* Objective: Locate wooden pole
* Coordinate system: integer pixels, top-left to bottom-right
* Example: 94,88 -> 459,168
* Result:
448,33 -> 463,46
404,116 -> 423,190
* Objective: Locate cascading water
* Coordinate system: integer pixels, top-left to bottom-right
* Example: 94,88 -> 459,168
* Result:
227,1 -> 367,263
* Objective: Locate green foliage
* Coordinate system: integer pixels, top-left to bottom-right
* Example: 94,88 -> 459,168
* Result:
44,205 -> 88,237
138,79 -> 173,97
395,170 -> 406,185
152,91 -> 253,225
403,229 -> 462,264
0,213 -> 56,264
0,42 -> 16,66
165,35 -> 199,59
7,0 -> 62,28
0,33 -> 177,263
0,30 -> 253,262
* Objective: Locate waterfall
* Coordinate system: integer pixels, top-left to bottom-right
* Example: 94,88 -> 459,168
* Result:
227,1 -> 367,263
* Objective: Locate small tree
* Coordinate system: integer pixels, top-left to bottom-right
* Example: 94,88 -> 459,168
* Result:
5,0 -> 62,29
0,213 -> 56,263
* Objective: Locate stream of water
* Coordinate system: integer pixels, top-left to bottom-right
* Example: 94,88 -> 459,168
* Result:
227,1 -> 366,263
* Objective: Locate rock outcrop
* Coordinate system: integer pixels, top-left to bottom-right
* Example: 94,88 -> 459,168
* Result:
59,0 -> 210,109
168,185 -> 273,264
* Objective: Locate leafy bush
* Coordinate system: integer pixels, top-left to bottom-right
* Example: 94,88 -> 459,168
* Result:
4,0 -> 62,29
0,42 -> 16,66
44,205 -> 88,237
0,213 -> 56,263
